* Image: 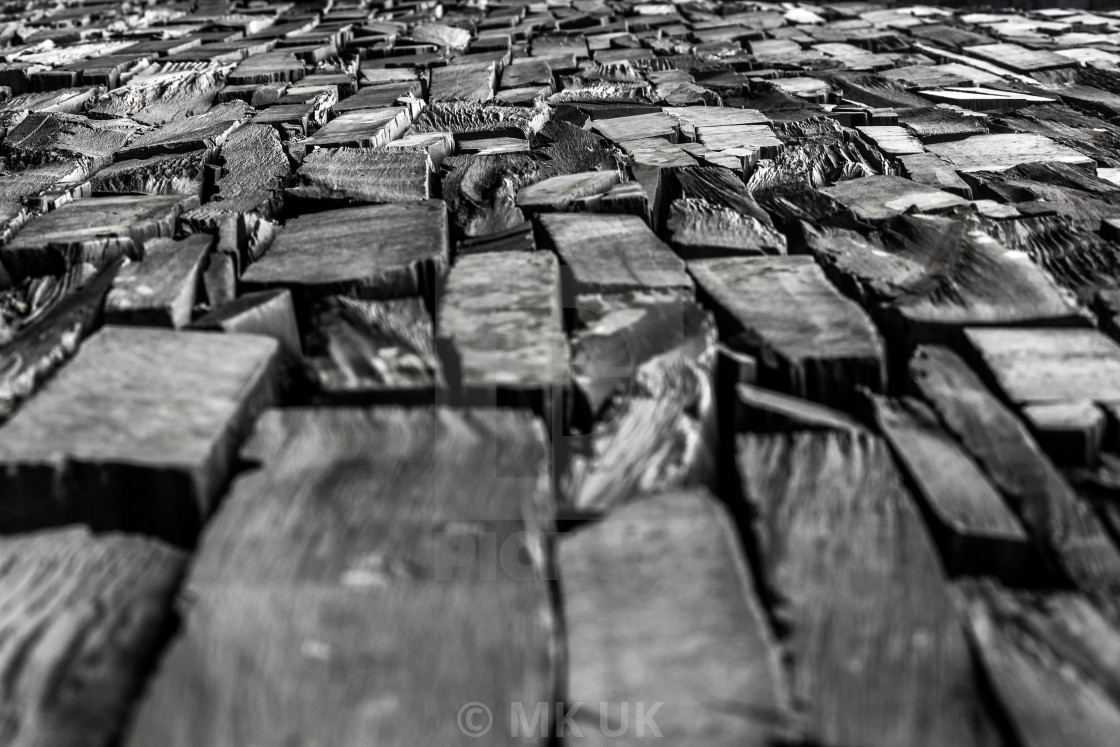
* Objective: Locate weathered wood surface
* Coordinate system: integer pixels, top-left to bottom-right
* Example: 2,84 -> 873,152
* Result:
868,394 -> 1033,578
736,431 -> 1002,747
910,346 -> 1120,596
563,295 -> 718,513
3,2 -> 1120,743
2,195 -> 197,280
0,327 -> 280,544
287,148 -> 431,205
125,407 -> 557,747
536,212 -> 692,298
691,255 -> 885,409
804,215 -> 1080,345
241,200 -> 449,311
304,295 -> 444,404
959,581 -> 1120,747
561,489 -> 794,745
105,235 -> 211,329
436,251 -> 569,410
0,527 -> 184,747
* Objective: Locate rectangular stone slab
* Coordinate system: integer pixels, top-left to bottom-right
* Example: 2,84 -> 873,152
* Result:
240,200 -> 449,312
560,489 -> 793,746
0,527 -> 184,747
690,255 -> 885,409
0,326 -> 281,544
124,407 -> 556,747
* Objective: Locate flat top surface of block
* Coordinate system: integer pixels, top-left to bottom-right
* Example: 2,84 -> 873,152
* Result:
0,326 -> 278,466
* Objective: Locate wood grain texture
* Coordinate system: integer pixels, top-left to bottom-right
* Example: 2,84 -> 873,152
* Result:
0,326 -> 280,544
910,345 -> 1120,596
868,394 -> 1033,578
436,251 -> 569,407
241,200 -> 449,311
690,255 -> 885,409
959,580 -> 1120,747
563,296 -> 718,513
736,431 -> 1002,747
0,259 -> 120,423
124,406 -> 557,747
561,490 -> 794,745
804,215 -> 1079,346
287,148 -> 430,205
2,194 -> 197,280
536,212 -> 692,297
105,234 -> 211,329
304,295 -> 444,404
0,527 -> 184,747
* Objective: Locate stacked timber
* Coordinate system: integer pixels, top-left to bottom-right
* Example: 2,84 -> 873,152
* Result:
0,2 -> 1118,746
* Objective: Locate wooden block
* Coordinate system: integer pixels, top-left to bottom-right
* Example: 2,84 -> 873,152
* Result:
241,201 -> 449,312
560,490 -> 793,745
0,326 -> 280,544
2,194 -> 197,280
966,327 -> 1120,405
181,124 -> 289,233
430,61 -> 497,103
436,251 -> 569,410
0,527 -> 184,747
411,102 -> 550,140
411,22 -> 472,51
0,260 -> 120,423
964,43 -> 1077,73
384,131 -> 454,171
563,297 -> 718,512
910,345 -> 1120,595
287,148 -> 430,205
690,256 -> 885,408
124,407 -> 556,747
86,66 -> 226,126
804,216 -> 1078,345
1023,401 -> 1107,467
570,294 -> 714,420
192,288 -> 302,360
3,112 -> 144,167
898,152 -> 973,197
881,62 -> 1003,88
735,431 -> 1003,747
929,133 -> 1095,173
289,107 -> 411,158
958,581 -> 1120,747
304,295 -> 444,404
818,175 -> 968,221
856,125 -> 925,157
227,51 -> 305,85
536,213 -> 691,298
666,166 -> 785,258
868,394 -> 1032,578
116,102 -> 250,160
332,81 -> 422,112
105,234 -> 211,328
734,382 -> 865,433
590,112 -> 679,143
514,170 -> 620,213
90,149 -> 216,197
